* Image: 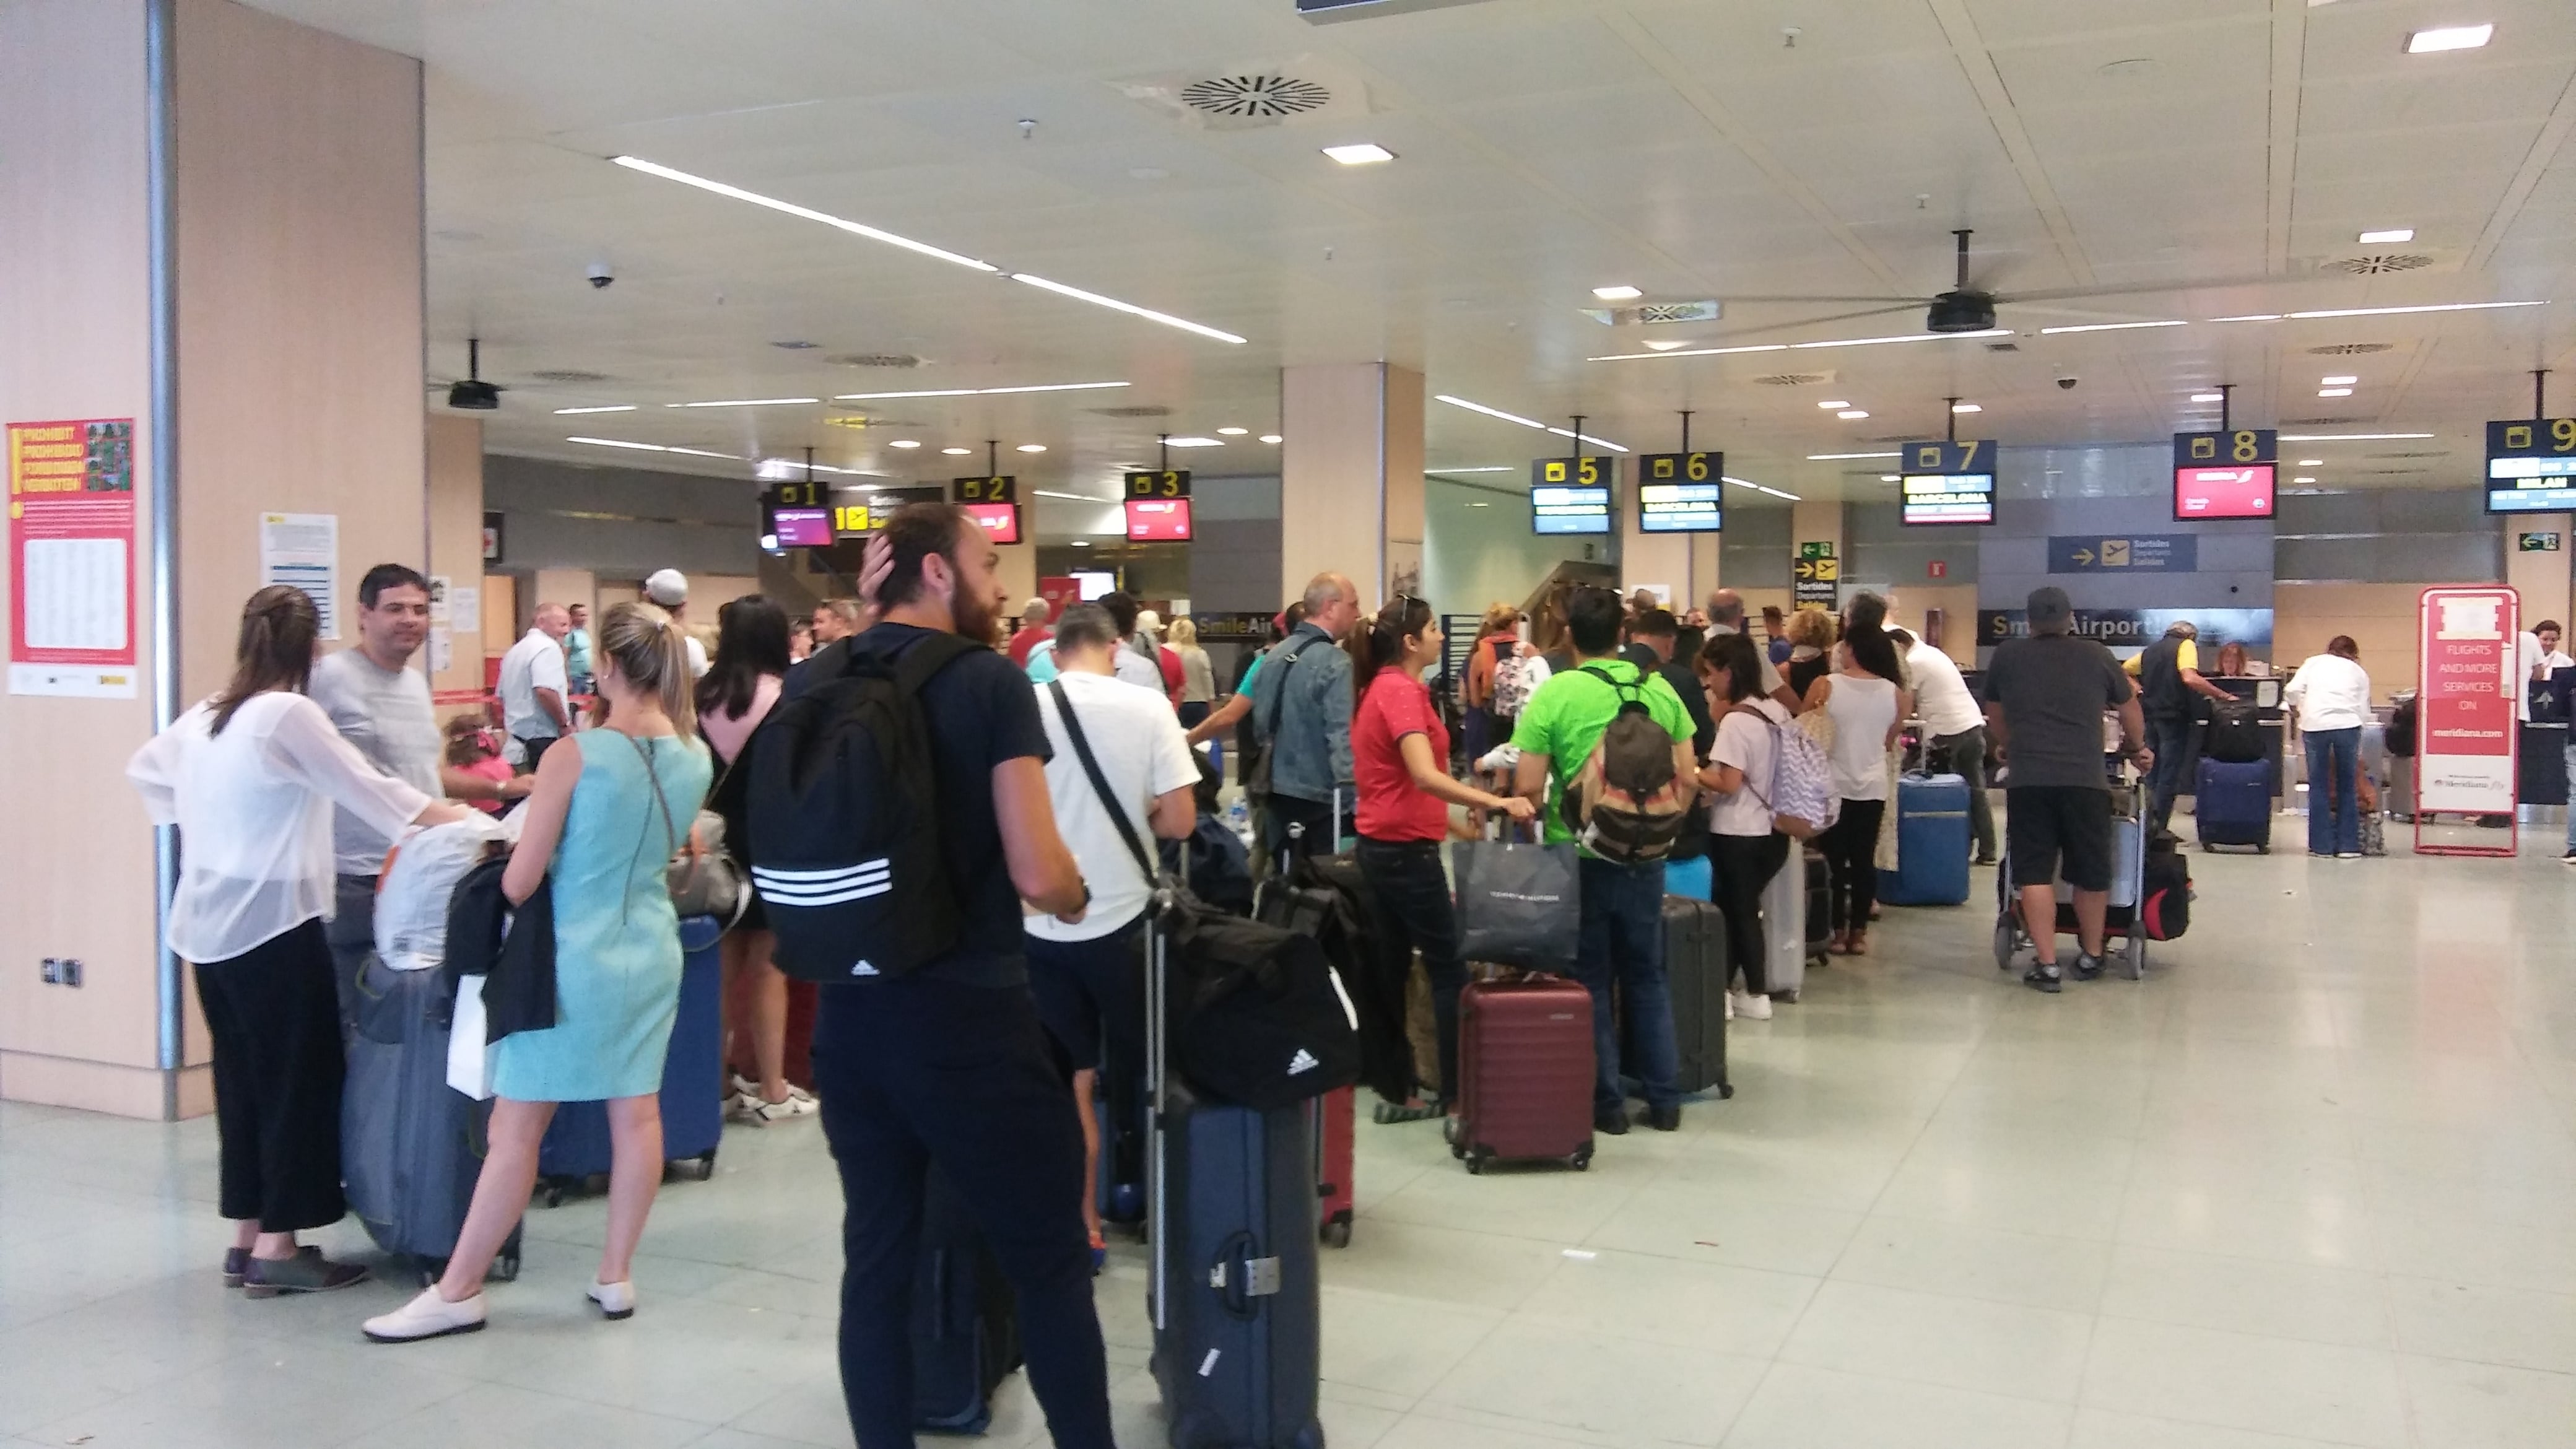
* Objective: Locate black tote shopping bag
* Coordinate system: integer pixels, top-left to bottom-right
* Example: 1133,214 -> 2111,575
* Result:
1453,836 -> 1581,969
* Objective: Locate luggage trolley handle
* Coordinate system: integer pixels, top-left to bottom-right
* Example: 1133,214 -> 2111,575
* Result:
1147,886 -> 1170,1334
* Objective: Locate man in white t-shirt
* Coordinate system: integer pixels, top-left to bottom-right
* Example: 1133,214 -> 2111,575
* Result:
312,564 -> 531,997
1024,602 -> 1199,1251
645,568 -> 713,678
1894,627 -> 1996,863
498,604 -> 572,768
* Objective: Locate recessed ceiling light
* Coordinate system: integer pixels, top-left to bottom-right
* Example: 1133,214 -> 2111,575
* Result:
2294,476 -> 2320,484
2298,458 -> 2325,466
833,381 -> 1128,401
2191,393 -> 2226,402
1164,437 -> 1226,447
2406,24 -> 2493,54
664,397 -> 819,408
2321,375 -> 2360,386
1323,143 -> 1396,165
1216,427 -> 1249,436
1837,409 -> 1869,420
2318,388 -> 2354,398
1016,443 -> 1047,453
942,447 -> 973,456
1818,400 -> 1852,409
1466,502 -> 1490,508
2037,319 -> 2186,335
1952,402 -> 1982,414
1259,434 -> 1283,444
1879,474 -> 1902,482
1808,451 -> 1901,460
1069,539 -> 1090,547
1641,340 -> 1692,352
889,440 -> 921,448
2358,228 -> 2416,244
554,404 -> 637,415
1591,285 -> 1643,302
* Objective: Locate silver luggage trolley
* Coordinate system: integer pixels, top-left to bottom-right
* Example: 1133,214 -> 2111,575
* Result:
1992,779 -> 2151,981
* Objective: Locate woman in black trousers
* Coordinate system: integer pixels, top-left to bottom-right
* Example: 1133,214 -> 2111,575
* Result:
128,586 -> 466,1294
1692,633 -> 1794,1018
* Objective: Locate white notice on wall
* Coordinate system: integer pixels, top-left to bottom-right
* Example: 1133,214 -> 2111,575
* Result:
448,586 -> 477,636
259,512 -> 339,640
427,624 -> 452,675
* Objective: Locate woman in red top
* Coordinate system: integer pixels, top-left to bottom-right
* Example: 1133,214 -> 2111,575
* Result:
1348,596 -> 1533,1123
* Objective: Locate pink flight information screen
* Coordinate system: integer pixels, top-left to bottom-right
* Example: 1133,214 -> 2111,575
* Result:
2175,464 -> 2274,520
1125,498 -> 1192,541
771,508 -> 832,547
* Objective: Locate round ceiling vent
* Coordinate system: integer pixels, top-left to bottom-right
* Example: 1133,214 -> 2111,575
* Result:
528,368 -> 611,385
1181,75 -> 1331,119
2308,342 -> 2395,355
1752,373 -> 1833,387
829,352 -> 921,369
2328,254 -> 2434,275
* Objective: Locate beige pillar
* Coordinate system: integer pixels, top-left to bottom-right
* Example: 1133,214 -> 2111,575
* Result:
1280,363 -> 1425,609
2504,514 -> 2572,631
532,568 -> 598,633
1791,500 -> 1846,613
1618,466 -> 1692,611
425,413 -> 485,704
0,0 -> 424,1118
995,541 -> 1038,620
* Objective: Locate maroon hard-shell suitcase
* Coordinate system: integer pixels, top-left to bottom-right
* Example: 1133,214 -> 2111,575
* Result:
1451,973 -> 1595,1173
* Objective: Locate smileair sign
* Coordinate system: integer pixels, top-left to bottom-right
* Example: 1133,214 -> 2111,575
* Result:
1977,607 -> 2274,657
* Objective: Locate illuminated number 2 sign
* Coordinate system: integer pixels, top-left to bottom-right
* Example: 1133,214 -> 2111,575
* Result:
951,475 -> 1016,504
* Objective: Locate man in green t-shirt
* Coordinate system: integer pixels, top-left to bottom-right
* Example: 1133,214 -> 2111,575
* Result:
1511,586 -> 1700,1136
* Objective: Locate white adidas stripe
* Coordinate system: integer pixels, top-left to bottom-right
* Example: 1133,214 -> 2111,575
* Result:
752,859 -> 890,884
752,866 -> 892,890
759,880 -> 894,907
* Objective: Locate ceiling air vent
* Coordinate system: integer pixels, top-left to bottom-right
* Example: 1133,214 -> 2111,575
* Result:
830,352 -> 921,369
1091,405 -> 1174,419
1585,300 -> 1722,326
2308,342 -> 2394,355
1182,74 -> 1331,119
2326,254 -> 2434,275
1752,373 -> 1834,388
528,369 -> 612,385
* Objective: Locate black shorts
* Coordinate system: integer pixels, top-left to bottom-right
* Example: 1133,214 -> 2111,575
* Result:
1025,915 -> 1146,1074
2006,786 -> 2114,892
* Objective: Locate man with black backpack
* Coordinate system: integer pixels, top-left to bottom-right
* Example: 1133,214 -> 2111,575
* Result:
1248,572 -> 1360,862
764,505 -> 1115,1449
1511,586 -> 1701,1135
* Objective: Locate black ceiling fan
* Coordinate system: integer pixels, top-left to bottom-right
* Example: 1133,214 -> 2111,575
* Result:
428,337 -> 505,411
1704,229 -> 2292,342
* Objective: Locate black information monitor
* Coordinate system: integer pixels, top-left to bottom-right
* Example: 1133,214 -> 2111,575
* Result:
1637,451 -> 1722,533
2486,417 -> 2576,514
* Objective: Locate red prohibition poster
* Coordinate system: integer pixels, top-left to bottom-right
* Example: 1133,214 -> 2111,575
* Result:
2414,585 -> 2519,856
8,417 -> 139,698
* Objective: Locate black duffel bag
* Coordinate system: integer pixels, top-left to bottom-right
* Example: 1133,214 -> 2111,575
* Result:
1160,895 -> 1360,1110
2203,698 -> 2267,765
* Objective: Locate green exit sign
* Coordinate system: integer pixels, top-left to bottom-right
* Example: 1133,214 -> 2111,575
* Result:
2520,531 -> 2561,552
1798,541 -> 1836,560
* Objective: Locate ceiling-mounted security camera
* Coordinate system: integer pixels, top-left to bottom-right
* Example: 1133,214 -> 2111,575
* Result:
587,261 -> 614,290
2057,375 -> 2080,390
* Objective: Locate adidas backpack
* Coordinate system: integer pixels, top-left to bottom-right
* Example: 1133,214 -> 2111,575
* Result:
743,633 -> 977,981
1559,665 -> 1694,863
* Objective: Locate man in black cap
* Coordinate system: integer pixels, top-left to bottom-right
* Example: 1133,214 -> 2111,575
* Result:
1982,587 -> 2151,992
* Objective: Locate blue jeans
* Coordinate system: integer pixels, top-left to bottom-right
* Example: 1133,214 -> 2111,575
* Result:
2304,726 -> 2362,855
2145,715 -> 2196,834
1574,856 -> 1679,1115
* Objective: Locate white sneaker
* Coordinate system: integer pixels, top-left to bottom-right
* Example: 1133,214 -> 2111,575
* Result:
1731,991 -> 1774,1021
587,1280 -> 636,1320
739,1089 -> 819,1125
363,1287 -> 487,1342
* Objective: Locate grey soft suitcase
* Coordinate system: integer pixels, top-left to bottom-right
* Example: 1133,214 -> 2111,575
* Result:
1759,845 -> 1810,1003
341,953 -> 520,1285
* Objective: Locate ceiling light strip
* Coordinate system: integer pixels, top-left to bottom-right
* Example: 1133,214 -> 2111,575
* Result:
1808,451 -> 1901,461
553,404 -> 637,415
1790,328 -> 2012,350
2217,301 -> 2548,323
1009,273 -> 1247,345
2278,432 -> 2437,442
664,397 -> 819,408
2037,320 -> 2187,335
832,381 -> 1129,401
611,155 -> 997,272
1434,394 -> 1628,451
1588,343 -> 1790,363
1033,489 -> 1116,502
566,436 -> 741,459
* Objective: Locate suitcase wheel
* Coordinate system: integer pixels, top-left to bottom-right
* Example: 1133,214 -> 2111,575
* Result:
1111,1183 -> 1144,1221
2125,934 -> 2146,981
541,1179 -> 569,1209
1993,918 -> 2018,971
1717,1081 -> 1736,1100
1570,1143 -> 1594,1172
1773,988 -> 1800,1004
1463,1147 -> 1489,1175
494,1250 -> 521,1282
1320,1216 -> 1352,1250
693,1150 -> 718,1181
2256,844 -> 2269,855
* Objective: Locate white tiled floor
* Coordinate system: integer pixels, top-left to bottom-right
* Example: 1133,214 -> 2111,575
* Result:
6,824 -> 2575,1447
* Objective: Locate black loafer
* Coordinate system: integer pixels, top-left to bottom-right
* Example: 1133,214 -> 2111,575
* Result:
1646,1104 -> 1682,1133
1593,1108 -> 1631,1136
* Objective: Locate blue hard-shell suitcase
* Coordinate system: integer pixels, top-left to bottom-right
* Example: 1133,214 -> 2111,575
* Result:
1880,772 -> 1973,906
2194,757 -> 2273,853
537,915 -> 725,1201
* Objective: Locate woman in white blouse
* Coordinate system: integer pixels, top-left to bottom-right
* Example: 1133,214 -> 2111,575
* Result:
128,586 -> 466,1297
2284,635 -> 2372,858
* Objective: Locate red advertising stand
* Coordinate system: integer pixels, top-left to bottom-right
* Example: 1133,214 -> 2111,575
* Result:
2414,585 -> 2520,856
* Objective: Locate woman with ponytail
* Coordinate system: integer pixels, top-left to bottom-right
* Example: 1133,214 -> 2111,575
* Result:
128,586 -> 470,1297
1347,596 -> 1534,1123
367,601 -> 713,1342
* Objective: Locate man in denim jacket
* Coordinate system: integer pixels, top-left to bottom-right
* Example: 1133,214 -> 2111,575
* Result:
1249,571 -> 1360,861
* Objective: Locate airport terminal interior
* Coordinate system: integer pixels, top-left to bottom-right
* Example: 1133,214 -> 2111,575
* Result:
6,0 -> 2576,1446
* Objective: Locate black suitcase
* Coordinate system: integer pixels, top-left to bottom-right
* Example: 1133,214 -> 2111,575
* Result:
911,1167 -> 1023,1435
1804,850 -> 1832,964
1148,906 -> 1326,1449
1660,895 -> 1732,1099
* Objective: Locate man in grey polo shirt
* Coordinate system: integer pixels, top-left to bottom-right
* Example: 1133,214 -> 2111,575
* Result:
310,564 -> 527,1004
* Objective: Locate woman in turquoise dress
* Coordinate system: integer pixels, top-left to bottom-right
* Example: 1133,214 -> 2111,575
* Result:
366,601 -> 713,1343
